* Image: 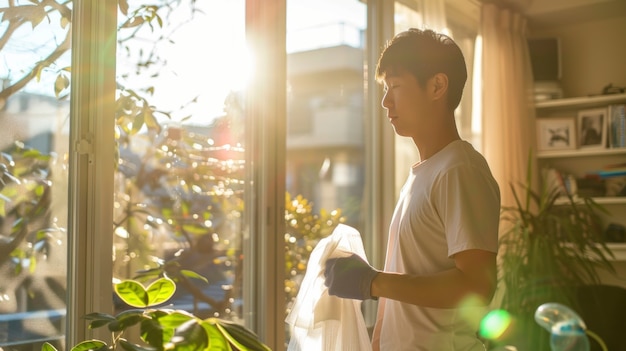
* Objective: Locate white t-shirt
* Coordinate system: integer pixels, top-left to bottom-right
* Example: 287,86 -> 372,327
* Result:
377,140 -> 500,351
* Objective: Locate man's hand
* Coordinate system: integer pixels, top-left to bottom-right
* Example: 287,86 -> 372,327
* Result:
324,253 -> 379,300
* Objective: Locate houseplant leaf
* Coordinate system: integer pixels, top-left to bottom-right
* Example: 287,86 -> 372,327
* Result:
41,342 -> 58,351
157,310 -> 196,329
140,317 -> 168,350
70,340 -> 108,351
169,319 -> 208,351
84,312 -> 116,329
119,338 -> 156,351
115,280 -> 149,307
109,309 -> 146,332
201,322 -> 232,351
146,277 -> 176,306
211,318 -> 272,351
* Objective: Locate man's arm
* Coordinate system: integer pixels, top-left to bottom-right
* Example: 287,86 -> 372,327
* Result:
370,249 -> 497,308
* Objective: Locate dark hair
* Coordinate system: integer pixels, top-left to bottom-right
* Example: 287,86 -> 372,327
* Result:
375,28 -> 467,110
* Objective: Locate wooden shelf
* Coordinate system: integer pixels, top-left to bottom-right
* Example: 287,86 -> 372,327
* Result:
535,93 -> 626,110
595,197 -> 626,205
555,196 -> 626,205
606,243 -> 626,261
537,147 -> 626,158
565,243 -> 626,261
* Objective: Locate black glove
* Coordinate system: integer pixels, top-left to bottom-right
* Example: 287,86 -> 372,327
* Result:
324,253 -> 379,300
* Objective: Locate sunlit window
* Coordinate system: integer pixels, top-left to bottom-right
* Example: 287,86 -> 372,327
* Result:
113,0 -> 249,326
0,1 -> 72,349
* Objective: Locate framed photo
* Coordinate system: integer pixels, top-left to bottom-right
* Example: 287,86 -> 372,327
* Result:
577,108 -> 607,149
537,118 -> 576,151
608,104 -> 626,148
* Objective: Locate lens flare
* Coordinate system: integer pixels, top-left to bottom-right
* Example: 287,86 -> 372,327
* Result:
479,309 -> 512,340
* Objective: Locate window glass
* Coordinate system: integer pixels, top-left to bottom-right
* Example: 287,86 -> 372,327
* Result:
113,0 -> 248,325
0,1 -> 72,349
285,0 -> 367,333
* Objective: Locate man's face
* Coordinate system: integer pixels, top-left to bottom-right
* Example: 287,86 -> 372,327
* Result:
381,71 -> 431,139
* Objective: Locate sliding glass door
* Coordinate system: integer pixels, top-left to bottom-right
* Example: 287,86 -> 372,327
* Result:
284,0 -> 368,317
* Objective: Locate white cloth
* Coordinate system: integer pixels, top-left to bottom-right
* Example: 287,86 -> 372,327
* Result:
378,140 -> 500,351
286,224 -> 373,351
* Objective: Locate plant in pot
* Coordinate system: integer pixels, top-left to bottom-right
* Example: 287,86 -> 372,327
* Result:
42,276 -> 271,351
496,165 -> 616,350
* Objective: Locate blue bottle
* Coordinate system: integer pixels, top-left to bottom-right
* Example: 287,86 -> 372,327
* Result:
534,303 -> 590,351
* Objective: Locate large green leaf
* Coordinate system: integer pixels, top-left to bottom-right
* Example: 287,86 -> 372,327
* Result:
115,280 -> 149,307
180,269 -> 209,283
146,277 -> 176,306
210,318 -> 271,351
70,340 -> 108,351
200,322 -> 232,351
157,310 -> 195,329
42,342 -> 58,351
84,312 -> 116,329
119,338 -> 156,351
170,319 -> 208,351
140,317 -> 167,350
109,309 -> 146,332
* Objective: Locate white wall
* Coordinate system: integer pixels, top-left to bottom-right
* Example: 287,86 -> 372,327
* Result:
530,14 -> 626,98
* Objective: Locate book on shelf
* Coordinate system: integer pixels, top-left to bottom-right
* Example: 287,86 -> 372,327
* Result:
589,168 -> 626,178
587,162 -> 626,179
609,104 -> 626,148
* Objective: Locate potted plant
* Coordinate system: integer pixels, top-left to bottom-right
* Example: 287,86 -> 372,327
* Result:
42,277 -> 271,351
496,162 -> 616,350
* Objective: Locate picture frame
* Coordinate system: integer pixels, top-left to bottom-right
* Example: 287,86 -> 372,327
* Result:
537,118 -> 576,151
577,107 -> 607,149
608,104 -> 626,148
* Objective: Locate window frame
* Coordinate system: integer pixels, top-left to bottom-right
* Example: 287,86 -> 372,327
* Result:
68,0 -> 117,345
243,0 -> 287,348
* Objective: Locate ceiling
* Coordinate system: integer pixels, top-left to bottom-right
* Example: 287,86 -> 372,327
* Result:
524,0 -> 626,28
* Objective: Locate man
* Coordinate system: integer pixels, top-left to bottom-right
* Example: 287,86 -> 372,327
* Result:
324,28 -> 501,350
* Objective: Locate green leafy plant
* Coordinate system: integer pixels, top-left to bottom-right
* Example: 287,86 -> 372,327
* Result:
283,193 -> 344,314
42,277 -> 271,351
0,144 -> 61,273
497,160 -> 616,350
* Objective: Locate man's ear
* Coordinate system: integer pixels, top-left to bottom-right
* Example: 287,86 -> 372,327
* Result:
429,73 -> 449,101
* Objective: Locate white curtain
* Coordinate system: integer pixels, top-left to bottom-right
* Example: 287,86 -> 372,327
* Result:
421,0 -> 448,34
478,2 -> 536,208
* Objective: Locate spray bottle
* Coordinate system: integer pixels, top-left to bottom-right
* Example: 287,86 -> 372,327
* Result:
534,303 -> 590,351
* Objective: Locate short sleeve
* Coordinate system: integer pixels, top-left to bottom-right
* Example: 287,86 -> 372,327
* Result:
434,163 -> 500,257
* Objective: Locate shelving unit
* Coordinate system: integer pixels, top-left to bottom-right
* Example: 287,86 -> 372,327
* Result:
537,147 -> 626,159
555,196 -> 626,205
607,243 -> 626,261
535,93 -> 626,110
535,94 -> 626,261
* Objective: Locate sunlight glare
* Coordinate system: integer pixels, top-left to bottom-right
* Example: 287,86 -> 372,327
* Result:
120,0 -> 249,126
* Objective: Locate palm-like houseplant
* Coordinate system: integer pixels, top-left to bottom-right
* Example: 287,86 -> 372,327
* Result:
497,163 -> 616,350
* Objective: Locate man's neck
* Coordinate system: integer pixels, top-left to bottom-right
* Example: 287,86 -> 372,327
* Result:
412,116 -> 461,161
